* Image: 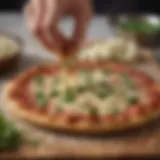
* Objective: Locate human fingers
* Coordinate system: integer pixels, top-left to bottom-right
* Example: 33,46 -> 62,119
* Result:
24,0 -> 58,52
68,0 -> 92,54
42,0 -> 67,54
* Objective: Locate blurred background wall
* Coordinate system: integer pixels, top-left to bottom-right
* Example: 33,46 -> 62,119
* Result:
0,0 -> 159,14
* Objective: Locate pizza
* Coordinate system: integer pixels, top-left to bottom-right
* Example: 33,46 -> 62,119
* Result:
3,63 -> 160,134
76,37 -> 153,63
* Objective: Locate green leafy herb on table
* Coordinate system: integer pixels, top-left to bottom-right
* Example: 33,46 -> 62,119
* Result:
0,113 -> 21,150
0,113 -> 43,150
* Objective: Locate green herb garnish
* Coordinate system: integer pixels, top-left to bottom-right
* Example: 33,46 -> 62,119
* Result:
120,20 -> 160,34
61,87 -> 76,103
104,83 -> 113,94
35,75 -> 44,85
96,83 -> 113,99
96,90 -> 107,99
77,85 -> 86,93
81,70 -> 92,86
121,74 -> 135,89
89,107 -> 98,116
110,107 -> 120,115
51,78 -> 59,97
0,113 -> 21,150
50,89 -> 59,97
36,92 -> 48,107
127,96 -> 138,105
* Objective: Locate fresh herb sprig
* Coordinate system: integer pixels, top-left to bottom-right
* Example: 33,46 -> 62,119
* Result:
0,113 -> 21,150
120,20 -> 160,34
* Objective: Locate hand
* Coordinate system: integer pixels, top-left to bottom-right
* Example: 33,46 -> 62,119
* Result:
24,0 -> 92,58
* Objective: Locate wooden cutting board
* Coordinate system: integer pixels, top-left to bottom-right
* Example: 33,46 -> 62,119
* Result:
1,62 -> 160,159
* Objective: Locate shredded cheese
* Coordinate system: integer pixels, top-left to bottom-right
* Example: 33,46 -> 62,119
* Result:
29,68 -> 145,116
78,37 -> 140,62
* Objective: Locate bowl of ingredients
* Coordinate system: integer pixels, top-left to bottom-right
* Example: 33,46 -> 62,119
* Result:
0,31 -> 22,73
117,15 -> 160,47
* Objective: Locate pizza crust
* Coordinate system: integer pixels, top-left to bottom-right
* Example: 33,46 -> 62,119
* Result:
2,81 -> 160,135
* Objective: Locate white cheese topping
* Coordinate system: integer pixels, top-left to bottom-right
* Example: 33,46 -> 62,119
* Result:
78,37 -> 140,62
0,36 -> 19,60
30,69 -> 144,116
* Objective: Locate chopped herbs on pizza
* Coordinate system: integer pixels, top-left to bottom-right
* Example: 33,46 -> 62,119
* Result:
30,68 -> 143,116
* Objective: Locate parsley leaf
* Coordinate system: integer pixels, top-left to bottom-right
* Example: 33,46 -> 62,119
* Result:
36,92 -> 48,107
35,75 -> 44,85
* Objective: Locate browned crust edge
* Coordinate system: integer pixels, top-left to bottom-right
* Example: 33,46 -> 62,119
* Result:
2,81 -> 160,135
